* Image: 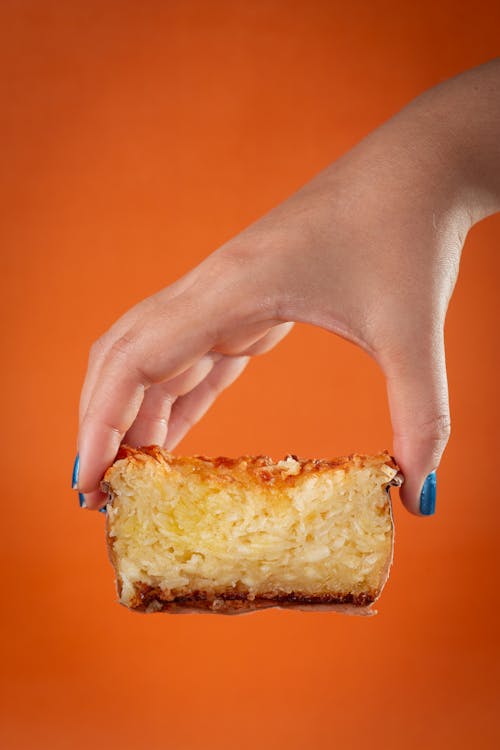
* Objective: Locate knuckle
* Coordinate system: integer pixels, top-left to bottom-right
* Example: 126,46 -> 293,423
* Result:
141,414 -> 169,431
420,413 -> 451,444
103,422 -> 124,440
89,336 -> 107,363
109,333 -> 136,360
202,378 -> 219,401
157,387 -> 175,406
107,334 -> 152,386
173,411 -> 193,432
394,413 -> 451,464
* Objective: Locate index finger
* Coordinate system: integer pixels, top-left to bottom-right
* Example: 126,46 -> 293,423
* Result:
76,297 -> 218,504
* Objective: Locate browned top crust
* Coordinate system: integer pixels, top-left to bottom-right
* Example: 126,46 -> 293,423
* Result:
105,445 -> 402,490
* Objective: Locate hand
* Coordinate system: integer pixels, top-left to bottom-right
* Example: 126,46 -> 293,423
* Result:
75,60 -> 500,514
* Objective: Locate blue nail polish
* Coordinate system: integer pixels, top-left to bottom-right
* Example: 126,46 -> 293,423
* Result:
78,492 -> 86,508
419,472 -> 437,516
72,454 -> 80,489
99,506 -> 107,515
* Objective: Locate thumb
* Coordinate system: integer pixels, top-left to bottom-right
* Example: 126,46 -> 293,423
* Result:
382,331 -> 450,516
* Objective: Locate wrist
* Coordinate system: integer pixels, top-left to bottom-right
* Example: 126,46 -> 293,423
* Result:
395,59 -> 500,227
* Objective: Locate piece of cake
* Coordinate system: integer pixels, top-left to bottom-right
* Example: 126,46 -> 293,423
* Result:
102,445 -> 402,615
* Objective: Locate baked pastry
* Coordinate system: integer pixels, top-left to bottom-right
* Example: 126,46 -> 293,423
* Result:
103,445 -> 402,615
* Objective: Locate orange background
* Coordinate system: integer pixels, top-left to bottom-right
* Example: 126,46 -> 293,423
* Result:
1,2 -> 499,748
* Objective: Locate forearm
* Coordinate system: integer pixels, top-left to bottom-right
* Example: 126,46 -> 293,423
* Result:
379,58 -> 500,225
256,59 -> 500,270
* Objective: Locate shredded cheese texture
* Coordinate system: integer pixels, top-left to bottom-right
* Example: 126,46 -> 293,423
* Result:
106,451 -> 396,606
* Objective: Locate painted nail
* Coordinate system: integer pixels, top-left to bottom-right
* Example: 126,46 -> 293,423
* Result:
72,454 -> 80,489
419,472 -> 437,516
78,493 -> 86,509
99,506 -> 107,515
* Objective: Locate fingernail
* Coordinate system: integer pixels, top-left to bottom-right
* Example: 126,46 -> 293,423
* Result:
78,492 -> 86,509
419,472 -> 437,516
99,506 -> 107,515
71,454 -> 80,489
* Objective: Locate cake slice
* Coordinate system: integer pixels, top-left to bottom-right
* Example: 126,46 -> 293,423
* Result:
103,445 -> 402,615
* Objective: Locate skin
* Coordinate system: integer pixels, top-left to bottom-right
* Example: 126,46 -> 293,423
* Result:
75,59 -> 500,514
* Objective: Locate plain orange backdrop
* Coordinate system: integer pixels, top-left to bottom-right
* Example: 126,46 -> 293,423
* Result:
1,2 -> 499,749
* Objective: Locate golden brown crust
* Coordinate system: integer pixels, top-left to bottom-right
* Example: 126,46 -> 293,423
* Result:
104,444 -> 402,491
123,582 -> 378,614
113,443 -> 400,473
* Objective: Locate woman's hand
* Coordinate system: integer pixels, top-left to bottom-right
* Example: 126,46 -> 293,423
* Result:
75,59 -> 500,515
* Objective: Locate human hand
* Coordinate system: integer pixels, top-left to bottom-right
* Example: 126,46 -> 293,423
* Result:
74,60 -> 500,515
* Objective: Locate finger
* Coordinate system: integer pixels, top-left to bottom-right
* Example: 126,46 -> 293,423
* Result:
77,295 -> 221,503
81,354 -> 245,511
382,330 -> 450,516
165,356 -> 250,450
238,322 -> 294,356
124,354 -> 216,447
79,320 -> 136,425
78,264 -> 206,425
